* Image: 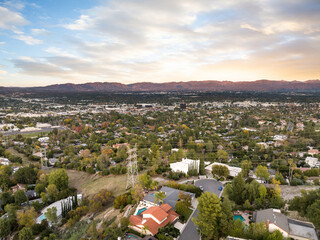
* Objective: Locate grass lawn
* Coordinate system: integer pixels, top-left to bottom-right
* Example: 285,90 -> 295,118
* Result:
44,168 -> 128,197
7,147 -> 38,167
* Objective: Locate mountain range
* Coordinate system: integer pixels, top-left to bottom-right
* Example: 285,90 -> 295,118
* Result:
1,80 -> 320,93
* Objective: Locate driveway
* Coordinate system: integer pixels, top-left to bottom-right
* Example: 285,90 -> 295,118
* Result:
195,179 -> 223,197
178,179 -> 223,240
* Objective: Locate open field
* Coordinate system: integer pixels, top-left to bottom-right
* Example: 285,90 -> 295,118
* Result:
44,168 -> 128,197
7,147 -> 39,167
265,184 -> 320,201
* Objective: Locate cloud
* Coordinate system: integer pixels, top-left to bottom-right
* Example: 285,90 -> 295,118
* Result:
14,34 -> 43,45
0,6 -> 28,30
31,28 -> 49,35
9,0 -> 320,85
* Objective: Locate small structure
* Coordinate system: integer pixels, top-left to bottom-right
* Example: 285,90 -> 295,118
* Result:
0,157 -> 10,165
253,208 -> 318,240
305,157 -> 319,168
129,203 -> 179,236
170,158 -> 200,175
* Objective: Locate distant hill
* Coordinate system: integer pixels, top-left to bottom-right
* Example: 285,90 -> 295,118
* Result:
1,80 -> 320,93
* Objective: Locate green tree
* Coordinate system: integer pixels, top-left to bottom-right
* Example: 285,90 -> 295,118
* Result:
139,173 -> 152,189
19,227 -> 33,240
199,158 -> 205,175
192,192 -> 222,240
219,197 -> 233,237
254,165 -> 269,182
241,160 -> 252,177
212,164 -> 230,179
0,218 -> 11,238
14,190 -> 28,205
17,207 -> 37,227
47,184 -> 59,202
217,150 -> 229,163
48,169 -> 69,190
45,207 -> 58,226
154,191 -> 166,204
231,174 -> 245,205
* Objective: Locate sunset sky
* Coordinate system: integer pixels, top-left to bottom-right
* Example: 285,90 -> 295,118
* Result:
0,0 -> 319,87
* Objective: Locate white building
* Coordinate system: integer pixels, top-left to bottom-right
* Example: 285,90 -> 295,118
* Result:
0,157 -> 10,165
205,162 -> 242,177
38,137 -> 50,143
305,157 -> 319,168
36,123 -> 52,128
170,158 -> 200,174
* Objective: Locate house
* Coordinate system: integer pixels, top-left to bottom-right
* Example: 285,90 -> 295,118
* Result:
38,137 -> 50,143
205,162 -> 242,177
305,157 -> 319,168
170,158 -> 200,175
129,203 -> 179,236
253,208 -> 318,240
12,184 -> 26,193
142,186 -> 194,209
308,149 -> 319,156
0,157 -> 10,165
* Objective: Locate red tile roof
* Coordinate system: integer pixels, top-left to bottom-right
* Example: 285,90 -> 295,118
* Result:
129,204 -> 179,235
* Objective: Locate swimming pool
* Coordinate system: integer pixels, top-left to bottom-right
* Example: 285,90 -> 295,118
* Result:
136,207 -> 147,215
234,215 -> 245,222
39,214 -> 47,221
124,233 -> 139,240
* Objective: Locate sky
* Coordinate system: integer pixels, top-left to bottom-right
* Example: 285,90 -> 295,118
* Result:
0,0 -> 319,87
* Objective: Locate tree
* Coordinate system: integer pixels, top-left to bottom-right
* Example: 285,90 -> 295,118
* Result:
0,218 -> 11,238
212,164 -> 229,179
13,166 -> 37,184
139,173 -> 152,189
231,174 -> 245,205
47,184 -> 59,202
48,169 -> 69,190
199,158 -> 205,175
154,191 -> 166,204
4,203 -> 19,220
45,207 -> 58,226
217,150 -> 229,163
254,165 -> 269,182
14,190 -> 28,205
17,207 -> 37,227
219,197 -> 233,237
192,192 -> 222,240
241,160 -> 252,177
19,227 -> 33,240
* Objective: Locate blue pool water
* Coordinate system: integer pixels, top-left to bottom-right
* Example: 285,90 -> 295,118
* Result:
40,214 -> 47,221
136,207 -> 147,215
151,193 -> 155,196
234,215 -> 245,222
124,234 -> 139,240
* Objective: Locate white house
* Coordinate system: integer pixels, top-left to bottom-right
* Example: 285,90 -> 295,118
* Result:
205,162 -> 242,177
170,158 -> 200,174
0,157 -> 10,165
305,157 -> 319,168
38,137 -> 50,143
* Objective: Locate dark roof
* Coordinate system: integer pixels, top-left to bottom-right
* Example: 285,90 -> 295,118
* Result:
254,209 -> 289,233
143,186 -> 194,209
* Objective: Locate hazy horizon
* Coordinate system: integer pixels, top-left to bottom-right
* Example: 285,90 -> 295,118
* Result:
1,0 -> 319,87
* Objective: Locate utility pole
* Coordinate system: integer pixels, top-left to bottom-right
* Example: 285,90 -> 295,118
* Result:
40,148 -> 48,169
126,144 -> 138,189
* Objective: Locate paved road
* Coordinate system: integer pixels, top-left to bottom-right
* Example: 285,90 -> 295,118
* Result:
178,179 -> 223,240
195,179 -> 223,197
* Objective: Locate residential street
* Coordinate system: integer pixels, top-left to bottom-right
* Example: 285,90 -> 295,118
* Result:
178,179 -> 223,240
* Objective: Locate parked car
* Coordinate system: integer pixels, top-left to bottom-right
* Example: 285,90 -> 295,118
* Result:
218,187 -> 223,191
199,186 -> 204,191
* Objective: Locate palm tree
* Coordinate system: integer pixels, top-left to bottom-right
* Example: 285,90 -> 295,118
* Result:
141,225 -> 150,236
154,191 -> 166,205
